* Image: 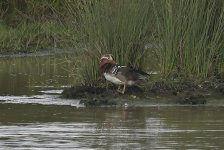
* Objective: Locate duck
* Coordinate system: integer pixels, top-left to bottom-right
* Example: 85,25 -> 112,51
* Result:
99,54 -> 149,94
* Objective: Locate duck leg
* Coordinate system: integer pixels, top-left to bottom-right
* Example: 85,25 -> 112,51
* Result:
117,85 -> 122,93
121,84 -> 127,94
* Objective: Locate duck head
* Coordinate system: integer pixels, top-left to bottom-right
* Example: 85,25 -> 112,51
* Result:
99,54 -> 116,73
99,54 -> 115,66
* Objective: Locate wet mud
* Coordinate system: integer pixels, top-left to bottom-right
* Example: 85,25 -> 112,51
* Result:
62,80 -> 224,106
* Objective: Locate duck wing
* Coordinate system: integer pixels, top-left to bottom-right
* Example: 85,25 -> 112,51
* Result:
112,65 -> 149,81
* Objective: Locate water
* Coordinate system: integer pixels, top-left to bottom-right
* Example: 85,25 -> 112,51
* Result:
0,55 -> 74,96
0,105 -> 224,149
0,55 -> 224,149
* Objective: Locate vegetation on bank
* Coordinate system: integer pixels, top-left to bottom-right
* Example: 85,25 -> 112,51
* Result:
0,0 -> 77,52
1,0 -> 224,85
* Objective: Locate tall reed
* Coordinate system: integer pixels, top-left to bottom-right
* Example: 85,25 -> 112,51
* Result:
153,0 -> 224,79
66,0 -> 153,85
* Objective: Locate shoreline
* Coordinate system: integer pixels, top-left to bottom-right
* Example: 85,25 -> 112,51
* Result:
62,80 -> 224,107
1,52 -> 223,107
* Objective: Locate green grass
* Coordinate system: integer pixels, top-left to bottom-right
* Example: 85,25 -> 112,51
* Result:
153,0 -> 224,79
0,0 -> 77,53
0,21 -> 77,52
66,0 -> 153,84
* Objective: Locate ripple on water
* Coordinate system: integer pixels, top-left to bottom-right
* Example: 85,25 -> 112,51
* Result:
0,120 -> 224,150
0,94 -> 81,107
0,123 -> 98,149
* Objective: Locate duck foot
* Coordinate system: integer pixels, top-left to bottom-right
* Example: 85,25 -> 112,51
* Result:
116,84 -> 126,94
117,89 -> 124,94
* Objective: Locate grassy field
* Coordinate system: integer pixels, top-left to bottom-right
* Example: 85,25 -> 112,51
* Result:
1,0 -> 224,84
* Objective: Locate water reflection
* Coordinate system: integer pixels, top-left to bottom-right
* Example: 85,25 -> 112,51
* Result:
0,55 -> 74,95
0,105 -> 224,149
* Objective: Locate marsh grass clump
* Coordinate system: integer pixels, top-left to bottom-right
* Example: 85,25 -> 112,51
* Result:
63,0 -> 224,85
66,0 -> 153,85
153,0 -> 224,79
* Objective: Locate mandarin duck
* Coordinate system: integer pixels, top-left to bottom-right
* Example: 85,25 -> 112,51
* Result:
99,54 -> 149,94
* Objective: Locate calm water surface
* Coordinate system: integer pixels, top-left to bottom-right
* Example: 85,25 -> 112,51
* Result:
0,55 -> 224,149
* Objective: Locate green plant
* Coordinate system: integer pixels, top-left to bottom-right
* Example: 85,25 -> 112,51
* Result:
66,0 -> 153,85
0,0 -> 77,52
153,0 -> 224,79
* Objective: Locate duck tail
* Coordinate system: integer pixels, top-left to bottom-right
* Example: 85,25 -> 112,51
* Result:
136,70 -> 150,77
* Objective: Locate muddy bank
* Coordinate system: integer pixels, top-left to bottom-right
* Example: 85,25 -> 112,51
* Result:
62,80 -> 224,106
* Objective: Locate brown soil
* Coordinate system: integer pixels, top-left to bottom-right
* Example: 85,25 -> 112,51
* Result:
62,80 -> 224,107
